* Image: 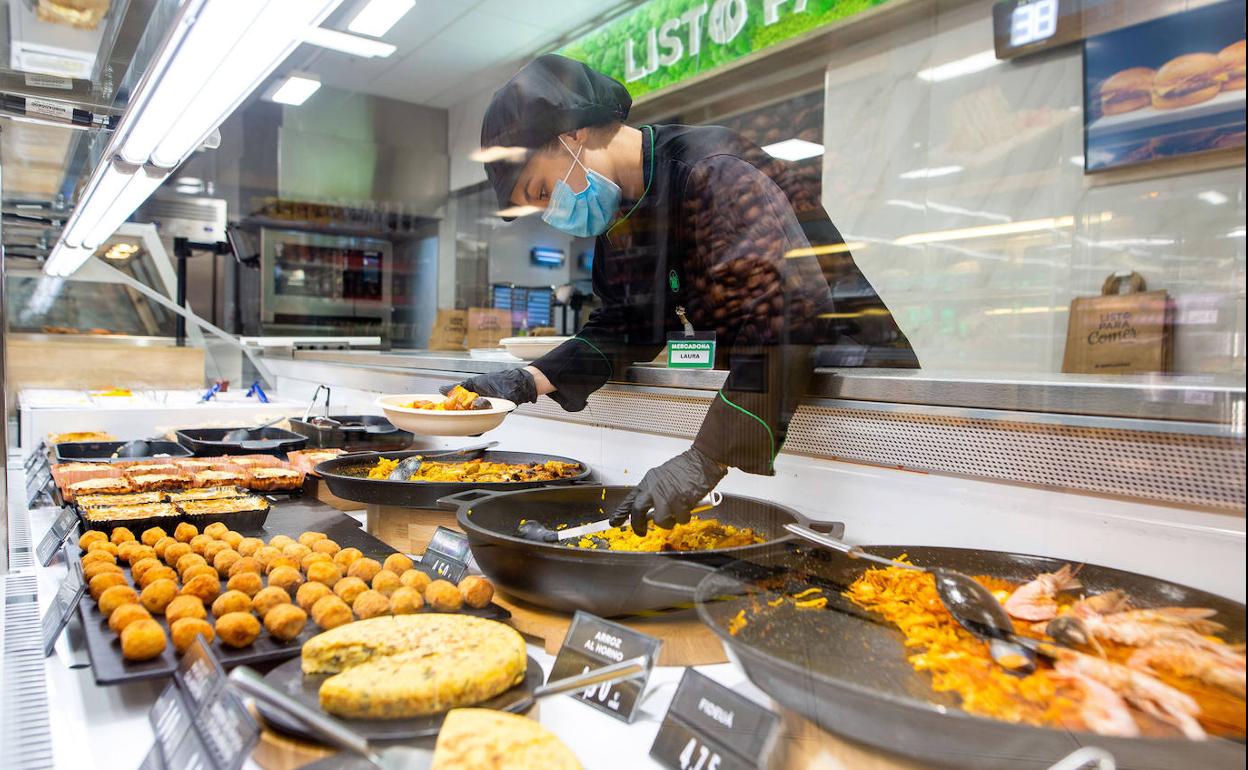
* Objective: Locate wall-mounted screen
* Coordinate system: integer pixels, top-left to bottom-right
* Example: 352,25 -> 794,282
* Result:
1083,0 -> 1245,172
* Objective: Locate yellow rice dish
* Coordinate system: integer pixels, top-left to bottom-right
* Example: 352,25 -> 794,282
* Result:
571,516 -> 765,552
366,457 -> 582,483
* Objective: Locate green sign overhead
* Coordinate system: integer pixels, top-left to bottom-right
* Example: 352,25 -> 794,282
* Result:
559,0 -> 891,100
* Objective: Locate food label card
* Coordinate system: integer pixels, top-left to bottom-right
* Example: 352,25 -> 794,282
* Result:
149,683 -> 192,760
41,550 -> 85,656
162,639 -> 258,770
548,610 -> 662,723
195,686 -> 260,770
37,508 -> 78,566
649,669 -> 779,770
418,526 -> 470,583
175,637 -> 226,714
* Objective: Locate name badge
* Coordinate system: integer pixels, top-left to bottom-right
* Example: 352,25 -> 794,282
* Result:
650,669 -> 780,770
41,551 -> 85,656
667,332 -> 716,370
547,610 -> 662,723
418,526 -> 470,583
37,508 -> 78,567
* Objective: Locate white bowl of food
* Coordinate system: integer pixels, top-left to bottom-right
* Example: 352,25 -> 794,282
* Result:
499,336 -> 570,360
375,388 -> 516,436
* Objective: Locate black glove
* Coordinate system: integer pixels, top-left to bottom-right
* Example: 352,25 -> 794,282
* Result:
610,447 -> 727,535
441,368 -> 538,404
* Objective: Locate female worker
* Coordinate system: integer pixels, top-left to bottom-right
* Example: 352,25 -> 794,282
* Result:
447,55 -> 914,534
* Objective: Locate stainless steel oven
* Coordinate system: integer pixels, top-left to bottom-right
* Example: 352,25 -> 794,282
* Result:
259,228 -> 392,326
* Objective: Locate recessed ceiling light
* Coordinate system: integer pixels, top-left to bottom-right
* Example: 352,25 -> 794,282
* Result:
269,73 -> 322,105
916,50 -> 1001,82
1198,191 -> 1228,206
304,27 -> 396,58
761,138 -> 824,161
899,165 -> 963,180
348,0 -> 415,37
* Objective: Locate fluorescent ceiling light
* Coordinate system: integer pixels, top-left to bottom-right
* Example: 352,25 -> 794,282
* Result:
899,165 -> 963,180
348,0 -> 414,37
1198,191 -> 1228,206
269,73 -> 322,105
304,26 -> 396,57
48,0 -> 344,275
895,216 -> 1076,245
470,146 -> 529,163
44,243 -> 97,277
784,242 -> 865,258
984,306 -> 1068,316
1227,226 -> 1246,238
1069,155 -> 1085,166
916,50 -> 1001,82
496,205 -> 542,218
761,138 -> 824,161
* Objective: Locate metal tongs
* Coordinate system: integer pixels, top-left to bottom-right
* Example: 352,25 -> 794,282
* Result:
784,523 -> 1041,674
229,657 -> 649,770
385,441 -> 499,480
519,491 -> 724,544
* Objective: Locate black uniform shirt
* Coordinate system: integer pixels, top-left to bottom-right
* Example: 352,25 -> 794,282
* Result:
531,124 -> 915,474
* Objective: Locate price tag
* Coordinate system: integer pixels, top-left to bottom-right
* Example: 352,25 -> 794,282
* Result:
149,684 -> 192,759
547,610 -> 662,723
37,508 -> 78,566
41,552 -> 85,656
649,669 -> 779,770
175,636 -> 226,714
419,526 -> 470,583
137,744 -> 165,770
195,685 -> 260,770
165,726 -> 212,770
26,464 -> 53,507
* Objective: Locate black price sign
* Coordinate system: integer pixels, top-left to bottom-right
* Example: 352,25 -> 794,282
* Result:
26,461 -> 54,507
165,727 -> 212,770
37,508 -> 78,566
196,686 -> 260,770
419,526 -> 470,583
149,684 -> 192,759
157,639 -> 258,770
137,744 -> 165,770
175,636 -> 226,713
41,553 -> 85,656
547,610 -> 662,723
650,670 -> 779,770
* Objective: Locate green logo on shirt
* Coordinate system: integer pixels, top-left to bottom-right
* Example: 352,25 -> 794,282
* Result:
668,270 -> 679,292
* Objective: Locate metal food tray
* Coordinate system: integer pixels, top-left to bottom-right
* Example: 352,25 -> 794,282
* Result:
287,414 -> 414,451
75,502 -> 510,685
315,449 -> 592,508
54,440 -> 192,463
73,487 -> 273,534
175,426 -> 308,456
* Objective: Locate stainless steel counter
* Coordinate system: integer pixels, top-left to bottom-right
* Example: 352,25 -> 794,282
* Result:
278,348 -> 1245,427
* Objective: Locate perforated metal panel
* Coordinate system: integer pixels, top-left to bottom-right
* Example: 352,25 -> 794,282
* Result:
0,574 -> 52,770
517,389 -> 1245,511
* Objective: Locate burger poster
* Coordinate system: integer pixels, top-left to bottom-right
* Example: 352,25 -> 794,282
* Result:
1083,0 -> 1245,172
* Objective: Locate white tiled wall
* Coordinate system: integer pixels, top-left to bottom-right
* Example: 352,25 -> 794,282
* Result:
822,2 -> 1246,375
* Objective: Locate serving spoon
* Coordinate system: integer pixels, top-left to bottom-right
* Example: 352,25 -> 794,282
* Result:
229,656 -> 648,770
784,523 -> 1038,674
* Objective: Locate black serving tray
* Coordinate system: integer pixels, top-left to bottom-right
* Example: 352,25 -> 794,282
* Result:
287,415 -> 413,451
175,427 -> 308,456
255,654 -> 543,742
74,492 -> 273,534
76,501 -> 509,685
55,440 -> 192,463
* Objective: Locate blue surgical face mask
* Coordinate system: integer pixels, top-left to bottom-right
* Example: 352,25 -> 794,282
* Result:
541,137 -> 621,237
